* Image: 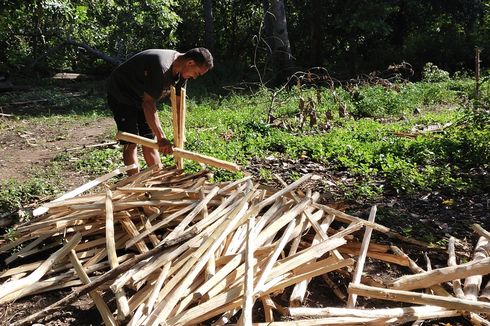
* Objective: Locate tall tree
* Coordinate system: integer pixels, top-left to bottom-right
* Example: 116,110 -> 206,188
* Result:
270,0 -> 293,82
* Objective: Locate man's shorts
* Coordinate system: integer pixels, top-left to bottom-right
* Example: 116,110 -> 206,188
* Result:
107,94 -> 154,144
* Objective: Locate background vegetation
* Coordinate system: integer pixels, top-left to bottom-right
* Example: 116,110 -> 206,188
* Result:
1,0 -> 490,80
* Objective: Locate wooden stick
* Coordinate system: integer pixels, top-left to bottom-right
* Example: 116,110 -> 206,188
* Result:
145,262 -> 172,315
11,230 -> 197,326
349,283 -> 490,314
175,87 -> 186,169
390,245 -> 450,296
255,219 -> 296,294
165,186 -> 219,241
288,305 -> 457,319
447,236 -> 465,298
105,189 -> 131,320
116,131 -> 241,171
472,224 -> 490,242
69,250 -> 118,326
314,203 -> 390,233
289,212 -> 331,306
33,164 -> 137,216
322,274 -> 347,302
0,232 -> 82,302
389,256 -> 490,291
337,247 -> 409,266
4,234 -> 51,265
273,174 -> 329,240
242,217 -> 255,326
144,195 -> 253,325
348,205 -> 376,308
166,258 -> 355,326
464,236 -> 489,300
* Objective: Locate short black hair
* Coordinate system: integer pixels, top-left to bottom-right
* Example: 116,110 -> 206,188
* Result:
182,48 -> 214,69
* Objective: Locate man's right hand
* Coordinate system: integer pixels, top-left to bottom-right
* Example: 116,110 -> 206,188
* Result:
157,138 -> 173,155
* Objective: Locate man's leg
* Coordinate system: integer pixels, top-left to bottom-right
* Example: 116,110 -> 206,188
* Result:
123,143 -> 139,175
142,146 -> 162,169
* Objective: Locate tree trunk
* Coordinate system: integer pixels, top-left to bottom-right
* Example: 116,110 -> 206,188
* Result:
271,0 -> 293,83
202,0 -> 216,52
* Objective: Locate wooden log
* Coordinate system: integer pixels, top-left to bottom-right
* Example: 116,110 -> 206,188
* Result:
447,236 -> 465,298
349,283 -> 490,314
120,215 -> 150,253
242,217 -> 255,326
105,189 -> 131,321
33,164 -> 137,216
116,131 -> 241,171
389,256 -> 490,291
0,232 -> 82,303
69,250 -> 118,326
348,205 -> 376,308
464,236 -> 489,300
11,230 -> 197,326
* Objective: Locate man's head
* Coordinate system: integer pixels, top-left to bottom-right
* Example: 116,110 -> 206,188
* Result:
178,48 -> 213,80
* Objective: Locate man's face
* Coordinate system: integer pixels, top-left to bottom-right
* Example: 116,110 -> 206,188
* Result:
182,60 -> 209,80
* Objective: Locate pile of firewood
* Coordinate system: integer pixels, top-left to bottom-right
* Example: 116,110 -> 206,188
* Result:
0,165 -> 489,326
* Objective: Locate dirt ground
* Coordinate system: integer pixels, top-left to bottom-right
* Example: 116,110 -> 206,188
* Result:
0,87 -> 489,325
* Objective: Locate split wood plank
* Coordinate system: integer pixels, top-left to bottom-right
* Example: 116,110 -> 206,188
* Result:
347,205 -> 377,308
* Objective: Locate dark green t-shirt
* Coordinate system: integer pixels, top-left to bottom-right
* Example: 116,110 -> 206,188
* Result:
107,49 -> 186,107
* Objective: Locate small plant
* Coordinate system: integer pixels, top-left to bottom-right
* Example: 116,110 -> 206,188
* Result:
422,62 -> 450,82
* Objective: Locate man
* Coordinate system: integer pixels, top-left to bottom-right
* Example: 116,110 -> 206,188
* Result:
107,48 -> 213,174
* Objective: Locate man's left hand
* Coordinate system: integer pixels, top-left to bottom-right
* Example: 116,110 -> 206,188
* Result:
157,138 -> 173,155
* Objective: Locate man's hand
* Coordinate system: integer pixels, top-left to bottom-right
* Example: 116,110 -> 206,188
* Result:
157,138 -> 173,155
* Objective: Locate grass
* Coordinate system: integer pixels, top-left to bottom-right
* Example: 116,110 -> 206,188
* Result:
1,75 -> 488,217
